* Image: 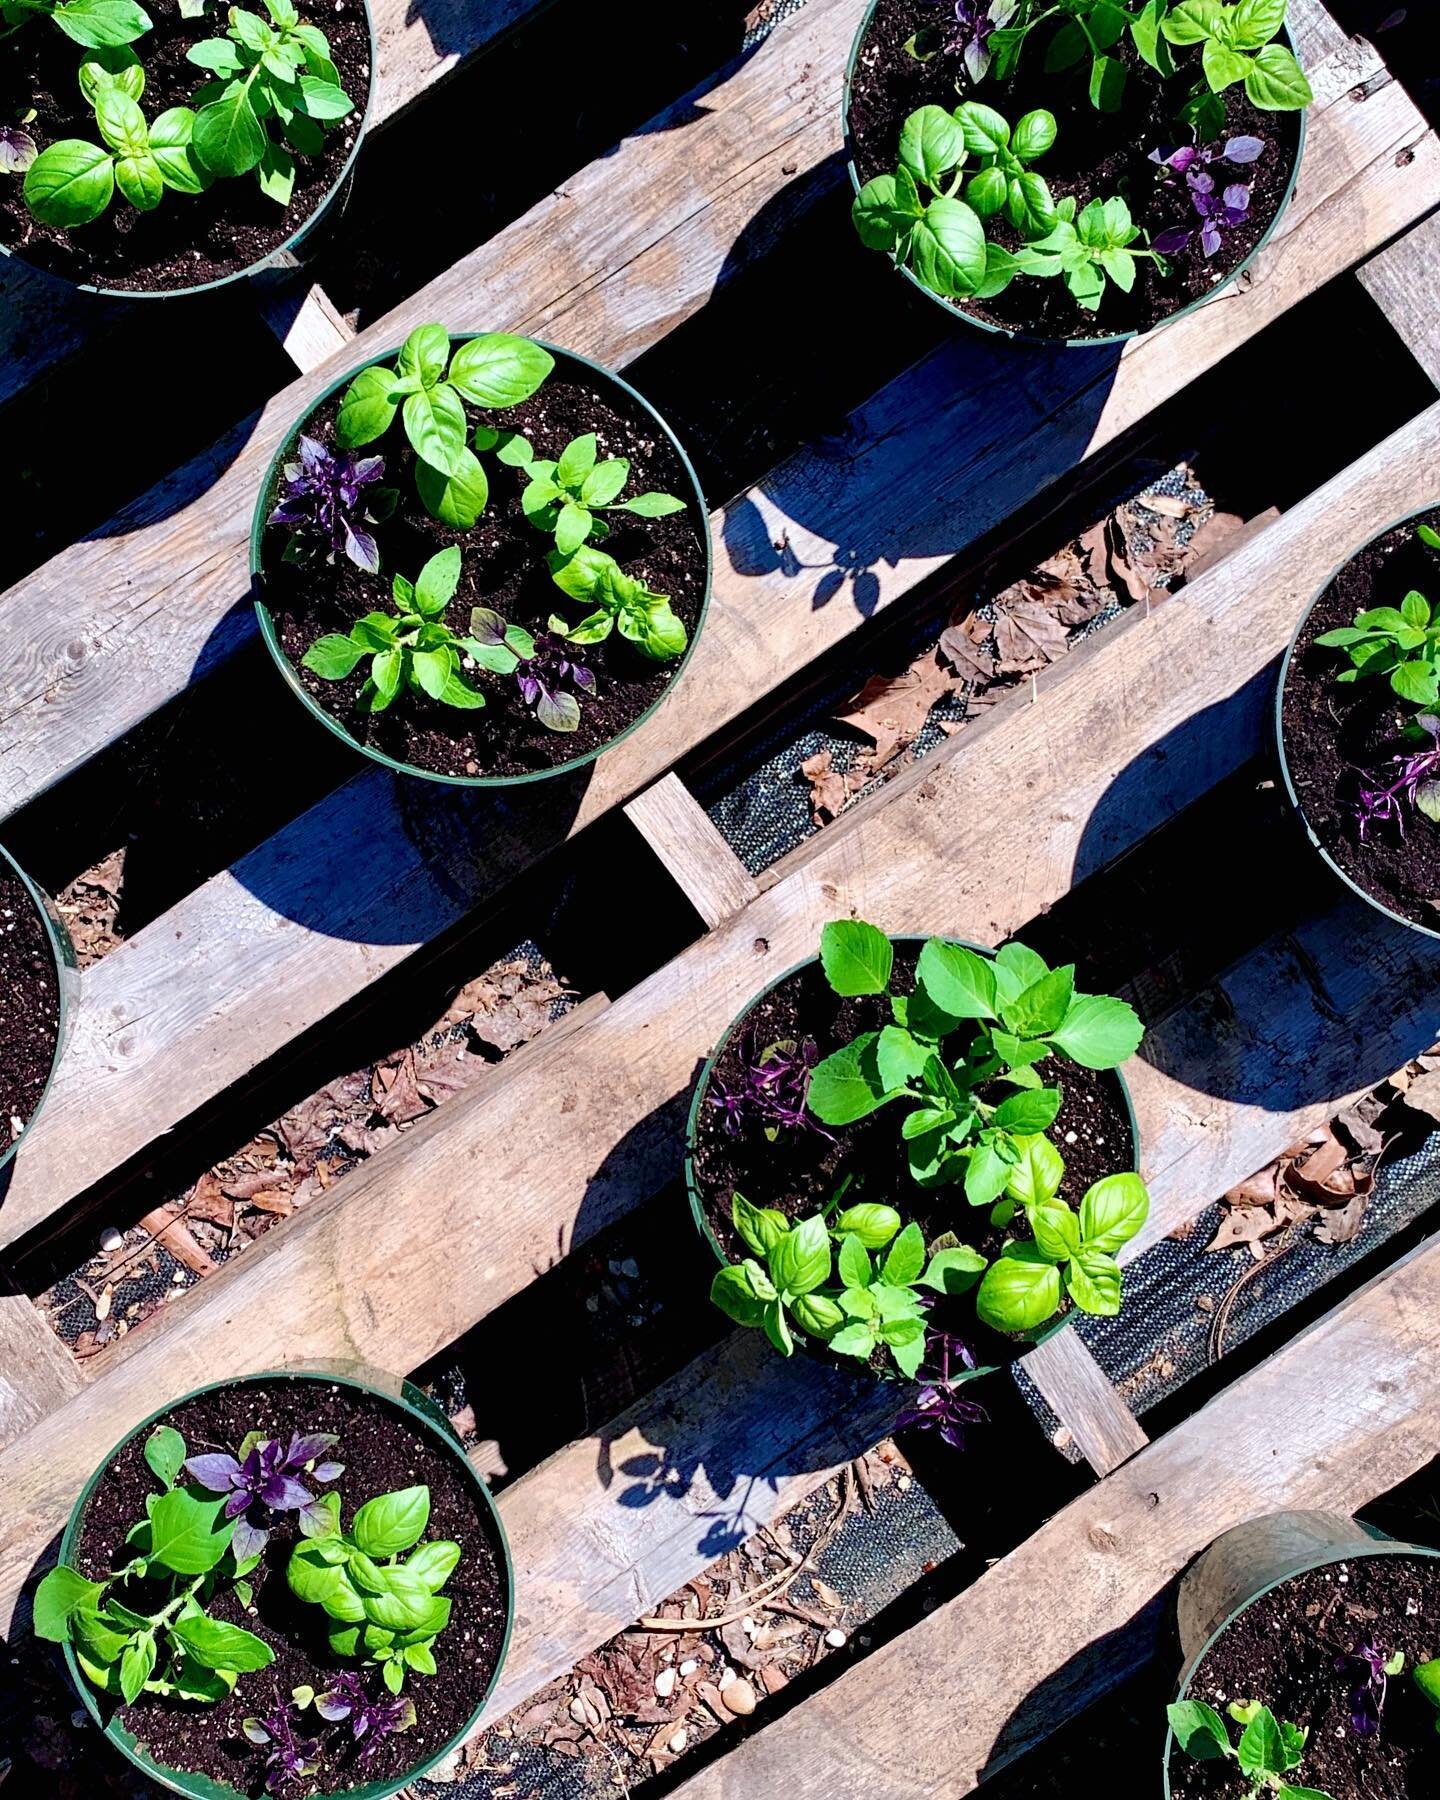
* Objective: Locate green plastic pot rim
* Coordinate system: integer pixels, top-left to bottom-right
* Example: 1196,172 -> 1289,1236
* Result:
1161,1534 -> 1440,1797
0,841 -> 75,1179
1275,498 -> 1440,945
251,330 -> 716,789
682,931 -> 1144,1380
57,1365 -> 516,1800
842,0 -> 1308,349
0,0 -> 377,303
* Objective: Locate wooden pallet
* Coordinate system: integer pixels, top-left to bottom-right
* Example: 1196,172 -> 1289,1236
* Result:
2,0 -> 1440,1790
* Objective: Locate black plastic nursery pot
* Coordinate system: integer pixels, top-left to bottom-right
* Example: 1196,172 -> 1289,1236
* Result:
0,840 -> 75,1179
843,0 -> 1307,347
1276,502 -> 1440,944
684,934 -> 1143,1384
251,331 -> 714,789
1164,1512 -> 1440,1799
55,1366 -> 515,1800
0,0 -> 376,300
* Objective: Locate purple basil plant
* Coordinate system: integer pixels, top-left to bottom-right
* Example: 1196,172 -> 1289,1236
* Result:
913,0 -> 1018,83
1337,1640 -> 1404,1736
315,1672 -> 417,1758
268,435 -> 395,575
0,126 -> 36,174
1151,137 -> 1265,259
243,1701 -> 324,1793
709,1033 -> 834,1143
515,632 -> 596,734
1354,713 -> 1440,841
895,1330 -> 988,1451
186,1431 -> 344,1562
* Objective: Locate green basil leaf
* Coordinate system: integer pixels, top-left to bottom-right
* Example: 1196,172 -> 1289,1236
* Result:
335,363 -> 400,448
1010,108 -> 1056,163
819,919 -> 893,995
414,544 -> 462,613
881,1220 -> 925,1287
95,87 -> 148,155
771,1215 -> 831,1298
837,1232 -> 873,1290
192,86 -> 267,177
187,37 -> 245,76
828,1321 -> 877,1359
1230,0 -> 1287,49
146,1488 -> 234,1574
79,44 -> 145,103
911,195 -> 987,298
114,151 -> 162,210
898,103 -> 965,189
150,107 -> 205,192
1088,52 -> 1126,112
1162,0 -> 1223,44
964,165 -> 1008,219
256,137 -> 295,207
33,1566 -> 106,1642
1167,1699 -> 1230,1760
403,380 -> 468,476
617,491 -> 687,518
875,1024 -> 933,1091
975,1245 -> 1063,1332
352,1486 -> 431,1559
954,100 -> 1010,156
410,646 -> 455,701
405,1641 -> 438,1674
992,1085 -> 1062,1135
1202,35 -> 1252,90
792,1292 -> 845,1337
120,1633 -> 156,1703
711,1263 -> 769,1329
555,500 -> 594,556
1243,40 -> 1311,106
763,1298 -> 795,1358
1002,964 -> 1075,1038
1078,1172 -> 1148,1253
1030,1201 -> 1080,1264
852,170 -> 921,250
52,0 -> 152,49
1237,1707 -> 1287,1779
964,1139 -> 1013,1207
24,139 -> 114,226
170,1613 -> 275,1673
295,74 -> 353,121
1131,0 -> 1177,74
919,1244 -> 987,1295
1044,18 -> 1086,70
1004,1134 -> 1065,1209
556,433 -> 597,489
807,1036 -> 889,1124
581,458 -> 630,507
447,332 -> 555,407
415,446 -> 489,530
915,937 -> 996,1023
1049,992 -> 1143,1068
732,1193 -> 790,1260
144,1426 -> 186,1490
1067,1246 -> 1122,1316
834,1203 -> 901,1251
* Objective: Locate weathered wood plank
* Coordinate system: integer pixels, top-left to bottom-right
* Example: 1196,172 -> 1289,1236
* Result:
5,409 -> 1440,1628
0,0 -> 559,411
0,39 -> 1428,1253
0,1290 -> 83,1451
669,1235 -> 1440,1798
258,283 -> 357,375
1020,1333 -> 1148,1475
1359,210 -> 1440,388
625,774 -> 760,928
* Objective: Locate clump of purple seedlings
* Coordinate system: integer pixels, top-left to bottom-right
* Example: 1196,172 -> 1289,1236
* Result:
1353,713 -> 1440,841
709,1034 -> 833,1143
315,1671 -> 418,1757
268,436 -> 395,575
895,1330 -> 988,1450
909,0 -> 1018,82
243,1699 -> 324,1793
1336,1639 -> 1404,1736
1151,137 -> 1265,259
185,1430 -> 344,1561
515,632 -> 596,734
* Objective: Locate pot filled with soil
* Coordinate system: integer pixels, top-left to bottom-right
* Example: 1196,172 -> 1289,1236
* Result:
0,840 -> 74,1177
686,921 -> 1149,1411
252,323 -> 713,787
0,0 -> 374,297
34,1367 -> 514,1799
1277,505 -> 1440,940
846,0 -> 1310,343
1166,1511 -> 1440,1799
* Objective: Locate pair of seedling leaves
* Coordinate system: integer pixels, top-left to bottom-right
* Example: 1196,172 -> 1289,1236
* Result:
1316,525 -> 1440,710
3,0 -> 152,52
22,1 -> 352,228
33,1425 -> 274,1707
1168,1696 -> 1332,1799
288,1483 -> 460,1695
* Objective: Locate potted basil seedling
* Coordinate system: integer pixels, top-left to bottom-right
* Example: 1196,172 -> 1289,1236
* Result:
0,840 -> 74,1177
34,1367 -> 513,1799
0,0 -> 375,298
252,323 -> 713,787
1277,504 -> 1440,940
846,0 -> 1309,343
686,922 -> 1148,1415
1166,1512 -> 1440,1799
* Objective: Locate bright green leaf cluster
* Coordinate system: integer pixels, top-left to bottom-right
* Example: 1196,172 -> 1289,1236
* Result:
23,71 -> 204,227
548,543 -> 688,663
514,430 -> 687,558
287,1484 -> 461,1694
301,545 -> 536,716
1,0 -> 152,52
1161,0 -> 1311,111
1168,1695 -> 1333,1799
1013,194 -> 1166,313
1316,538 -> 1440,708
33,1423 -> 272,1707
981,0 -> 1135,110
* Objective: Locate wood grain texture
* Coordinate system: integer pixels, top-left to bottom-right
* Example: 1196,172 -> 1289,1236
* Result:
5,411 -> 1440,1628
625,774 -> 760,928
258,282 -> 357,374
0,1291 -> 83,1451
0,0 -> 858,809
1359,210 -> 1440,388
669,1236 -> 1440,1798
0,0 -> 547,412
1020,1332 -> 1147,1475
1,27 -> 1430,1252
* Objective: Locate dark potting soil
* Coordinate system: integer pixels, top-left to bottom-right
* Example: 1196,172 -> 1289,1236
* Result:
72,1378 -> 509,1795
0,5 -> 371,291
1169,1555 -> 1440,1800
848,0 -> 1303,339
264,364 -> 709,780
689,945 -> 1137,1374
0,862 -> 61,1162
1280,509 -> 1440,932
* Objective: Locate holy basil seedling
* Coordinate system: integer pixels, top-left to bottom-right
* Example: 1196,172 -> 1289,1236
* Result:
301,545 -> 535,715
513,431 -> 686,557
2,0 -> 151,50
549,544 -> 688,662
186,0 -> 353,204
1161,0 -> 1312,114
1013,193 -> 1167,311
334,323 -> 555,529
1168,1696 -> 1334,1799
24,84 -> 205,226
33,1423 -> 273,1706
1315,582 -> 1440,708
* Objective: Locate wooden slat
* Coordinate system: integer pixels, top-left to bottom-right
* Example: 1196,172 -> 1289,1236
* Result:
1020,1333 -> 1148,1475
259,282 -> 357,375
625,774 -> 760,928
0,28 -> 1428,1254
1359,210 -> 1440,387
0,0 -> 557,411
0,1290 -> 83,1448
669,1235 -> 1440,1799
5,408 -> 1440,1629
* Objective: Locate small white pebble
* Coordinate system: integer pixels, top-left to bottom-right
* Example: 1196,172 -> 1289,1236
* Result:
897,1474 -> 912,1491
679,1658 -> 699,1677
99,1226 -> 124,1253
171,1268 -> 185,1283
825,1628 -> 847,1648
654,1668 -> 676,1698
716,1664 -> 737,1690
668,1727 -> 688,1754
1064,1130 -> 1077,1144
742,1616 -> 758,1637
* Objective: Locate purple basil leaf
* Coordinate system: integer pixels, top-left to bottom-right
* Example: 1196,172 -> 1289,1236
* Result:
1223,135 -> 1264,163
185,1453 -> 242,1491
310,1460 -> 344,1483
314,1693 -> 353,1723
1153,228 -> 1192,256
1200,221 -> 1223,257
230,1514 -> 269,1563
343,520 -> 380,574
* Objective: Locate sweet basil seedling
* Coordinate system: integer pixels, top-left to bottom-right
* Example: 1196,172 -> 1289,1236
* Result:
1168,1696 -> 1333,1799
512,430 -> 686,558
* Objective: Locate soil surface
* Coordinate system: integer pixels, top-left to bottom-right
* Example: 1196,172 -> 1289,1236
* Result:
0,861 -> 61,1162
263,357 -> 709,781
72,1377 -> 510,1794
0,4 -> 370,291
1169,1554 -> 1440,1800
848,0 -> 1303,339
1280,509 -> 1440,931
689,943 -> 1137,1374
